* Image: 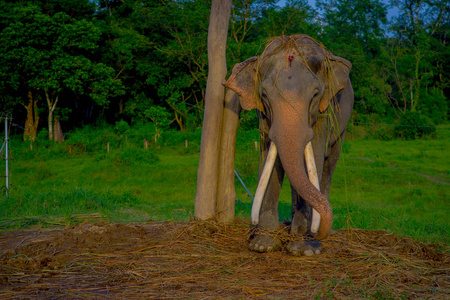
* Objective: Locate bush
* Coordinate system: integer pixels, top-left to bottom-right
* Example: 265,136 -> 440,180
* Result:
394,111 -> 437,140
239,110 -> 259,131
348,113 -> 395,140
160,129 -> 201,147
418,88 -> 448,124
368,124 -> 395,141
114,120 -> 131,135
114,147 -> 159,166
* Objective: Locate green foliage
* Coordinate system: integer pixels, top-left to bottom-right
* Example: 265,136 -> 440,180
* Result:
114,120 -> 131,135
145,106 -> 172,144
0,1 -> 124,141
418,88 -> 448,124
239,110 -> 260,131
318,0 -> 388,43
394,111 -> 437,140
114,147 -> 159,166
0,0 -> 448,133
159,129 -> 202,147
145,107 -> 171,130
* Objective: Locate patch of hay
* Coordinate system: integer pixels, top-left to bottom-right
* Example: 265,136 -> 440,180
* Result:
0,221 -> 448,299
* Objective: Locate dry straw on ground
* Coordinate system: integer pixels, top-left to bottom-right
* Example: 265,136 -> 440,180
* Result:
0,220 -> 448,299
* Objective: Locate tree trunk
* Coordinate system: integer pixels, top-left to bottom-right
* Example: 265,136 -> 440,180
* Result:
23,90 -> 39,141
45,89 -> 59,141
216,91 -> 241,223
119,99 -> 124,114
53,117 -> 64,143
194,0 -> 232,220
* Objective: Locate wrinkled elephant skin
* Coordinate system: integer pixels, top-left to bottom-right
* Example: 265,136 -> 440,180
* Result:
223,35 -> 354,256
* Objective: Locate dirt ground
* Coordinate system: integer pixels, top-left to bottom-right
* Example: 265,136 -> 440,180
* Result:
0,221 -> 448,299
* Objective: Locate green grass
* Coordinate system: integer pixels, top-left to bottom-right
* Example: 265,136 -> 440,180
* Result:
0,126 -> 448,245
329,127 -> 449,244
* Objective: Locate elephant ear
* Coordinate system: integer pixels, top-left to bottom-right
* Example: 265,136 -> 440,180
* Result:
320,56 -> 352,112
222,57 -> 263,111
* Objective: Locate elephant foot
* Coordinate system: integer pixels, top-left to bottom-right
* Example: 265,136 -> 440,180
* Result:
287,239 -> 321,256
249,234 -> 282,253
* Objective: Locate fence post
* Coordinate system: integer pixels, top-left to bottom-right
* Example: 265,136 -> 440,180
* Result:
5,117 -> 8,198
107,142 -> 110,153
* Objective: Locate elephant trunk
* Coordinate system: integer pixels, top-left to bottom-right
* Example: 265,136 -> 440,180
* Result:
270,122 -> 332,240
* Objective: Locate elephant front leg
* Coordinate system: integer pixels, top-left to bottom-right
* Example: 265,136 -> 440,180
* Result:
287,189 -> 322,256
249,155 -> 284,252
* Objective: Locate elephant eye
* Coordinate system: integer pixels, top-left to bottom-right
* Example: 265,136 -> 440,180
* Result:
312,89 -> 319,99
261,91 -> 267,99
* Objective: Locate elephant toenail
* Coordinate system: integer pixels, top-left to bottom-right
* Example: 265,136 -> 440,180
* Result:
304,250 -> 314,256
315,250 -> 321,255
267,246 -> 273,251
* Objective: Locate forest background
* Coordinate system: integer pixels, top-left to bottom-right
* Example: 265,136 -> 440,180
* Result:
0,0 -> 448,141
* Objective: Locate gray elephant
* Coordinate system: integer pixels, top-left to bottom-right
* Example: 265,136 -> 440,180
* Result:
223,34 -> 354,256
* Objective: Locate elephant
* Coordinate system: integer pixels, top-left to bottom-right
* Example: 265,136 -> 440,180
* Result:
223,34 -> 354,256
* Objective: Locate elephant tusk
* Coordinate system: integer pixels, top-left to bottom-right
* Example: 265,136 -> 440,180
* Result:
304,142 -> 321,234
251,142 -> 277,225
251,141 -> 322,234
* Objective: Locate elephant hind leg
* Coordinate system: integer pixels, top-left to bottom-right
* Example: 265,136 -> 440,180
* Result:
321,130 -> 346,199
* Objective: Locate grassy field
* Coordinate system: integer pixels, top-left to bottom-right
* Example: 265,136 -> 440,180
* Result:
0,125 -> 448,245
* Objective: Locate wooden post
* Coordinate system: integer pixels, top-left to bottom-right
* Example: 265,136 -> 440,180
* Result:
144,139 -> 148,149
5,117 -> 9,198
107,142 -> 110,153
185,140 -> 188,148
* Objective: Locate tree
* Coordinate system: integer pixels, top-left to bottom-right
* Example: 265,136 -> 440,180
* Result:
226,0 -> 275,63
253,0 -> 318,39
0,3 -> 124,140
100,0 -> 210,130
0,3 -> 41,141
195,0 -> 233,221
153,0 -> 211,128
317,0 -> 390,120
383,0 -> 449,122
95,0 -> 155,122
144,106 -> 171,144
318,0 -> 388,44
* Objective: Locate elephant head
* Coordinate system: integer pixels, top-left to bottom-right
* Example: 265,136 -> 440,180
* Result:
222,35 -> 351,240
